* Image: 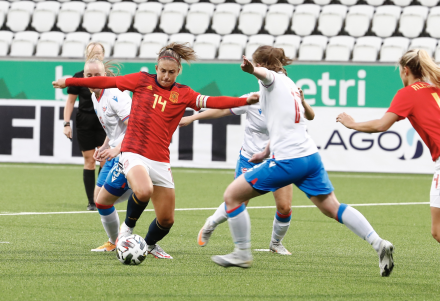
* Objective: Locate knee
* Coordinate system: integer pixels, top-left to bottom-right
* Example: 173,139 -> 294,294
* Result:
276,203 -> 291,215
158,217 -> 174,228
133,188 -> 152,203
432,229 -> 440,243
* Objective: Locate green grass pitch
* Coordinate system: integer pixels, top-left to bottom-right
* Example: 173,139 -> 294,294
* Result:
0,163 -> 439,301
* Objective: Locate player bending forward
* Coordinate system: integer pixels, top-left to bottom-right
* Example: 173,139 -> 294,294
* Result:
337,49 -> 440,246
53,43 -> 258,259
179,87 -> 314,255
211,46 -> 394,277
79,58 -> 132,252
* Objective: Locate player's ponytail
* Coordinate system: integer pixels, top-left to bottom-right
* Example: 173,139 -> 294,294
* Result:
158,42 -> 197,68
399,49 -> 440,88
252,46 -> 294,75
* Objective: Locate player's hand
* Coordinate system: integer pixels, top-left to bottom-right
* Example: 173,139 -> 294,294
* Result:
93,148 -> 102,161
336,112 -> 355,129
246,93 -> 259,105
298,88 -> 305,103
241,56 -> 255,74
63,125 -> 72,139
179,116 -> 193,127
100,147 -> 120,161
248,151 -> 266,163
52,78 -> 67,89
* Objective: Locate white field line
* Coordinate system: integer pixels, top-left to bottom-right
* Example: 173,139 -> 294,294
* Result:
0,242 -> 10,244
0,202 -> 429,217
0,164 -> 432,179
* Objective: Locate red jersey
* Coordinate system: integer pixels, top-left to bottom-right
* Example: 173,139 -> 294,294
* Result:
387,82 -> 440,161
66,72 -> 248,162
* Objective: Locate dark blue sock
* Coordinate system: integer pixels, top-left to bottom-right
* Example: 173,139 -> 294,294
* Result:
124,193 -> 149,228
145,218 -> 171,246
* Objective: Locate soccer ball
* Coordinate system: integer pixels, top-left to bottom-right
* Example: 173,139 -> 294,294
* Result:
116,234 -> 148,265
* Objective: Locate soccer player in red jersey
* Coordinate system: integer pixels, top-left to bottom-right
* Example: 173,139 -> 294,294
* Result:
337,49 -> 440,244
53,43 -> 258,259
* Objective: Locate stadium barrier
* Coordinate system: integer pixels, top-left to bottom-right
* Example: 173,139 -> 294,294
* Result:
0,60 -> 433,173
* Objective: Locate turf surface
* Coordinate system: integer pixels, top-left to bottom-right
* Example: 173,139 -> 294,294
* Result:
0,163 -> 438,300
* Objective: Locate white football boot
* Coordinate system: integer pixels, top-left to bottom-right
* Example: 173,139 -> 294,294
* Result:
269,240 -> 292,255
211,248 -> 253,268
197,218 -> 216,247
378,240 -> 394,277
116,222 -> 133,245
148,244 -> 173,259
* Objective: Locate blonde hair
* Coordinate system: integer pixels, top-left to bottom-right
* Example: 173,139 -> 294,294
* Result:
399,49 -> 440,88
252,46 -> 294,76
84,42 -> 105,59
84,58 -> 121,77
157,42 -> 197,67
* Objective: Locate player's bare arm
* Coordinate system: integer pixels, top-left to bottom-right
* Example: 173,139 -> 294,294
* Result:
249,141 -> 271,163
53,78 -> 67,89
241,56 -> 268,82
179,109 -> 232,127
299,88 -> 315,120
337,112 -> 399,133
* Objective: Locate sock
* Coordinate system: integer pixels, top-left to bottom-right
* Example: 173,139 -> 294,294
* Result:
226,203 -> 251,250
124,193 -> 149,228
271,210 -> 292,243
83,169 -> 95,205
337,204 -> 382,252
96,203 -> 120,244
145,218 -> 171,246
210,202 -> 228,226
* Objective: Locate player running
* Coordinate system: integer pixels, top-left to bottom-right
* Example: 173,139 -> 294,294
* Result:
76,58 -> 132,252
179,87 -> 314,255
53,43 -> 258,259
211,46 -> 394,277
337,49 -> 440,245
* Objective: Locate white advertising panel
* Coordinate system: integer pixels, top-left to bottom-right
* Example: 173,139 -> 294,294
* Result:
0,100 -> 435,174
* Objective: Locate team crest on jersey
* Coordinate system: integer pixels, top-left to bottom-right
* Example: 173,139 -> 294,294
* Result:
170,91 -> 179,103
102,106 -> 107,112
241,168 -> 248,174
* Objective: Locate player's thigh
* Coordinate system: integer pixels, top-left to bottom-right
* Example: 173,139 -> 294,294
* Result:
272,184 -> 293,214
125,165 -> 153,202
96,186 -> 120,206
309,192 -> 340,218
94,186 -> 101,202
224,174 -> 261,209
151,186 -> 175,227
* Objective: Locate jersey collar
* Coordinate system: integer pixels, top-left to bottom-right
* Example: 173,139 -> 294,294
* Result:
97,89 -> 105,102
154,75 -> 176,91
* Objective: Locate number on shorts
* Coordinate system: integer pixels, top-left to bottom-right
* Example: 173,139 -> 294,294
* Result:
153,94 -> 167,112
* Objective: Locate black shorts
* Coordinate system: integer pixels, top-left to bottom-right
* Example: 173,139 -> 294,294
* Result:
75,111 -> 106,152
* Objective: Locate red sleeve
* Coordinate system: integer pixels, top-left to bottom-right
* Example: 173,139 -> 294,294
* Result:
184,87 -> 248,110
115,72 -> 142,92
65,76 -> 117,89
387,88 -> 414,121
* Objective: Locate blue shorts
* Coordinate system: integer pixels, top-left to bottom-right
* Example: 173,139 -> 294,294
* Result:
234,152 -> 257,179
244,152 -> 334,198
96,157 -> 129,197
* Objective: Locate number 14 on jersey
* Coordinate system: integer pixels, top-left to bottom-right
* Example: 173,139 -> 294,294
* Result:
153,94 -> 167,112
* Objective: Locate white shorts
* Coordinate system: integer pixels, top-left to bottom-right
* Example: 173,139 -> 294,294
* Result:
430,157 -> 440,208
120,152 -> 174,189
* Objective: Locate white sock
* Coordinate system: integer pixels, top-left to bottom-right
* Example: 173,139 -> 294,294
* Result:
210,202 -> 228,226
99,208 -> 120,244
338,204 -> 382,252
227,204 -> 251,250
271,211 -> 291,242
